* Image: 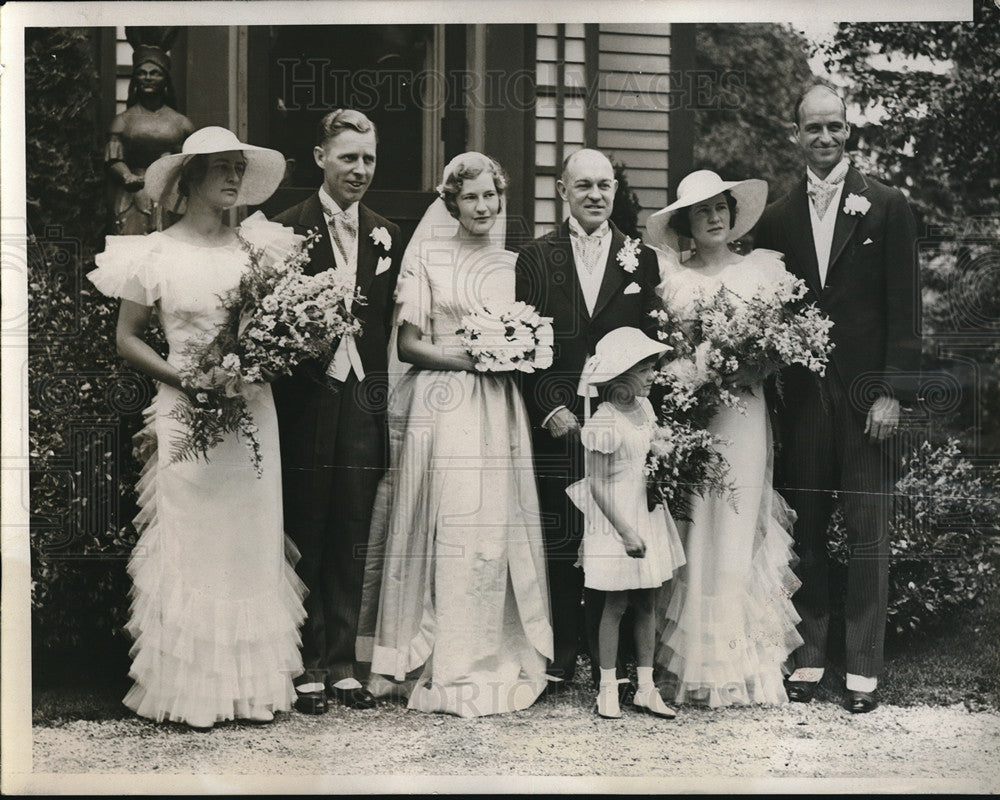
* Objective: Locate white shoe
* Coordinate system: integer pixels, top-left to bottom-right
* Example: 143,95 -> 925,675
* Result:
596,684 -> 622,719
246,704 -> 274,723
185,711 -> 216,730
633,687 -> 676,719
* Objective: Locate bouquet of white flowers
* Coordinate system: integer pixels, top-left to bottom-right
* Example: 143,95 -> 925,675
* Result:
171,231 -> 364,475
457,300 -> 554,373
688,272 -> 834,394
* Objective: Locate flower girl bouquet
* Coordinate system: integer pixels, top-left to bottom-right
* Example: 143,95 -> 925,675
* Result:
644,305 -> 734,519
171,232 -> 364,474
457,300 -> 554,373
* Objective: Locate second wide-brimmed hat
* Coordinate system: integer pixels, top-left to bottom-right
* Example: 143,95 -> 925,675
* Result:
646,170 -> 768,252
144,126 -> 287,209
577,327 -> 670,395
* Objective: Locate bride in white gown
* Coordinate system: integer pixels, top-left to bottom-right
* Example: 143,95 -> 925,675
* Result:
646,170 -> 803,707
356,153 -> 553,717
89,127 -> 305,729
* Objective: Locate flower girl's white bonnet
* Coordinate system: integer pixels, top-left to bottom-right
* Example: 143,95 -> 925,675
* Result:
577,327 -> 669,396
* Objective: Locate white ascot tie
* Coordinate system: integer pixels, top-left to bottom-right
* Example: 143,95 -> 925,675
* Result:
806,159 -> 849,220
320,195 -> 365,382
570,221 -> 609,275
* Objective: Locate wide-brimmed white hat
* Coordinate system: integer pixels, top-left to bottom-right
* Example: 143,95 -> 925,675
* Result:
144,126 -> 286,209
577,327 -> 670,395
646,170 -> 768,251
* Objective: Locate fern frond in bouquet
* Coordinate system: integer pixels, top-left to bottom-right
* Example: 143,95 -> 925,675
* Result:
169,231 -> 365,475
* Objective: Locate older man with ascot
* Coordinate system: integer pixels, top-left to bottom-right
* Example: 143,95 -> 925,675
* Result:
515,148 -> 661,688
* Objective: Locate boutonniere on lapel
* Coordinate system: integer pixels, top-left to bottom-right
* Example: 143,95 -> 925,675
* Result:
370,226 -> 392,251
843,193 -> 871,216
616,236 -> 642,273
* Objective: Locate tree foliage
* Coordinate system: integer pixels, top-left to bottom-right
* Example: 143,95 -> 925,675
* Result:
692,24 -> 815,200
818,0 -> 1000,225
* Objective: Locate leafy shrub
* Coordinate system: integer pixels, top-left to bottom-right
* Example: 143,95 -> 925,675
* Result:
828,438 -> 1000,636
26,28 -> 151,676
609,159 -> 642,240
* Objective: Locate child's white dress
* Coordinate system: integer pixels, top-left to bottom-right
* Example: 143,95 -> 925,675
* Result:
567,398 -> 685,591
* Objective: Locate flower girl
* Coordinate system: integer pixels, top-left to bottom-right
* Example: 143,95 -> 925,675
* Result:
567,328 -> 686,719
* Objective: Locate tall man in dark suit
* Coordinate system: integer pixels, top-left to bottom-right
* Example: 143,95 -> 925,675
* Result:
754,85 -> 920,713
272,109 -> 403,713
515,149 -> 661,687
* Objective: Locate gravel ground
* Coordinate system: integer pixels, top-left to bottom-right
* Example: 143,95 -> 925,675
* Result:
30,692 -> 1000,791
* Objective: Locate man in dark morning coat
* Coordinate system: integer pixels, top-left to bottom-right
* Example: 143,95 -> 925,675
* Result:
754,85 -> 920,713
515,148 -> 661,688
272,109 -> 403,713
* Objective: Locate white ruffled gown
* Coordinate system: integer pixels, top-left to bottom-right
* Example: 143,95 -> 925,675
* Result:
356,241 -> 553,718
654,249 -> 804,707
89,213 -> 306,725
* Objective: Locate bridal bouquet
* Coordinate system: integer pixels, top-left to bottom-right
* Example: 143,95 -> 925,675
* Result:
170,231 -> 364,475
456,300 -> 554,373
687,272 -> 834,396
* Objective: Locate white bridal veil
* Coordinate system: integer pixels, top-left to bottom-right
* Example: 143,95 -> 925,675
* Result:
385,152 -> 509,394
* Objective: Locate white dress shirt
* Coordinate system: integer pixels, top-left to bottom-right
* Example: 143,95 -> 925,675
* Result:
541,217 -> 614,427
319,187 -> 364,381
806,159 -> 849,289
568,216 -> 612,316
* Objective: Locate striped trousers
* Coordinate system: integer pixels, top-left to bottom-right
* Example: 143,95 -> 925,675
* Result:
776,370 -> 895,679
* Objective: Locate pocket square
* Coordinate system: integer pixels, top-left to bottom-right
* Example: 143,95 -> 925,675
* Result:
862,237 -> 874,246
376,256 -> 392,275
623,281 -> 641,295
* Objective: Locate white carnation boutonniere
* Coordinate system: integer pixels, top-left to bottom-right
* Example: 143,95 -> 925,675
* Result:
843,193 -> 871,216
616,236 -> 641,273
370,226 -> 392,251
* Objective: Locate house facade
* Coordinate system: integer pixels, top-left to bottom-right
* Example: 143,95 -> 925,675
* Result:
98,23 -> 695,243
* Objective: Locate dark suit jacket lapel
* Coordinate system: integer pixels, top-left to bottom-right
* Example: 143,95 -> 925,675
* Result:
550,220 -> 590,322
355,204 -> 379,298
787,179 -> 823,296
826,166 -> 867,279
591,224 -> 629,320
300,193 -> 335,276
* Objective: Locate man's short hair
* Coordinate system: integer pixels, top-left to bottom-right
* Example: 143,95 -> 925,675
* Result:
560,148 -> 611,182
316,109 -> 377,147
792,83 -> 847,126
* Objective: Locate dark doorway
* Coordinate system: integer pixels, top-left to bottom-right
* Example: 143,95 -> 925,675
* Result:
249,24 -> 467,240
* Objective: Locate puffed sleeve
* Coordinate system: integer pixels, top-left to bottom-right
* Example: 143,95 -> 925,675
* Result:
239,210 -> 305,266
393,246 -> 433,334
88,235 -> 164,306
747,248 -> 791,285
579,403 -> 622,454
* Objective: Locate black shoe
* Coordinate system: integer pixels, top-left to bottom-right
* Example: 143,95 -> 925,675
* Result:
293,688 -> 328,715
845,690 -> 878,714
330,685 -> 377,710
784,679 -> 819,703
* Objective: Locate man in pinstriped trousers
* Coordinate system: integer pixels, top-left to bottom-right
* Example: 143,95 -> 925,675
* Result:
754,84 -> 920,713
